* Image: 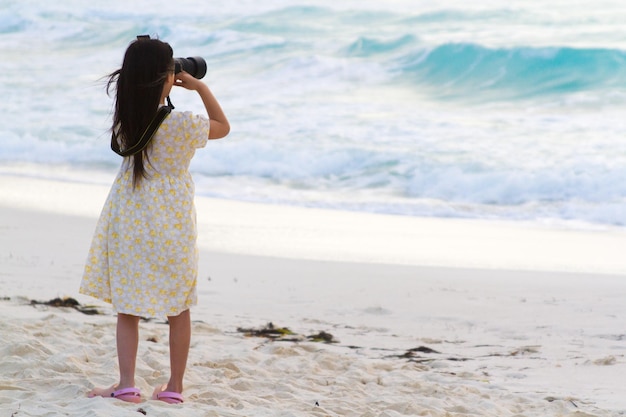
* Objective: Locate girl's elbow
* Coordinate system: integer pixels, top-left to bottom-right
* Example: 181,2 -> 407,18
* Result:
209,122 -> 230,140
222,122 -> 231,137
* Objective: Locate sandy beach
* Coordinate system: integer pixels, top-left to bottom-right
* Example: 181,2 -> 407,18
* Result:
1,174 -> 625,416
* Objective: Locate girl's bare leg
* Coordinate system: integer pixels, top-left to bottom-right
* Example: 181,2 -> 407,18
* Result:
167,309 -> 191,392
153,309 -> 191,398
87,313 -> 140,401
117,313 -> 141,387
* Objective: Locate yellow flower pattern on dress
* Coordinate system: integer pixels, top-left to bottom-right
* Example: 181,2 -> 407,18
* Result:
80,111 -> 209,318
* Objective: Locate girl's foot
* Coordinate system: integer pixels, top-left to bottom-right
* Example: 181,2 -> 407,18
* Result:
88,385 -> 142,403
152,384 -> 184,404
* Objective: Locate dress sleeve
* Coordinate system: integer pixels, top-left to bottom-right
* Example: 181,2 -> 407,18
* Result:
180,111 -> 210,149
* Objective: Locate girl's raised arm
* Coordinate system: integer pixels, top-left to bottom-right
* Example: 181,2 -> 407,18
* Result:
175,72 -> 230,139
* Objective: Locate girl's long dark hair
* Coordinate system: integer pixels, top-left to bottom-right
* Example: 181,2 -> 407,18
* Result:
107,38 -> 174,188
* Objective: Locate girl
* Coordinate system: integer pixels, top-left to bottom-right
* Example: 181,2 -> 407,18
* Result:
80,37 -> 229,404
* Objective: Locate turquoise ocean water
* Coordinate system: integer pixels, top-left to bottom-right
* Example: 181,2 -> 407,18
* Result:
1,0 -> 625,228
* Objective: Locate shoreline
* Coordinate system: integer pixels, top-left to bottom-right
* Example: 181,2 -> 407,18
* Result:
2,173 -> 625,275
1,174 -> 625,415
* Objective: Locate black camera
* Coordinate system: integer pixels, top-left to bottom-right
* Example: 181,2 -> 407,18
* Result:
174,56 -> 207,79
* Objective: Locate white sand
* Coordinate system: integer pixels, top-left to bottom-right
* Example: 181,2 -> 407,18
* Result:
1,174 -> 625,416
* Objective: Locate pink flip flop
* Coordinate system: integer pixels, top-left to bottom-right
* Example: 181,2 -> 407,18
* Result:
111,387 -> 142,403
155,391 -> 184,404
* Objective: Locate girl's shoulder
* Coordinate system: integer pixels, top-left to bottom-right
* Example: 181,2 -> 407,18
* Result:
167,110 -> 208,122
167,110 -> 209,126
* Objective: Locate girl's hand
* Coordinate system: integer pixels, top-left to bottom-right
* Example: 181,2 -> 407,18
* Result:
174,71 -> 203,91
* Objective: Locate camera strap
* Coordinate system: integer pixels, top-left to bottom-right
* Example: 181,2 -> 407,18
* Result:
111,97 -> 175,157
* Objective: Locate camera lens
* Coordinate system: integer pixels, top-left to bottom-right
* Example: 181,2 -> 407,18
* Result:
174,56 -> 207,79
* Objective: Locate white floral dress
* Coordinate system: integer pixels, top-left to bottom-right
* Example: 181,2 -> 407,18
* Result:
80,110 -> 209,318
